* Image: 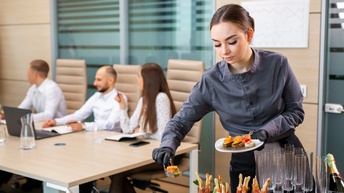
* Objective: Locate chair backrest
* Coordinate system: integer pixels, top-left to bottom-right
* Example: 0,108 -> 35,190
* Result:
113,64 -> 141,117
55,59 -> 87,114
166,59 -> 205,144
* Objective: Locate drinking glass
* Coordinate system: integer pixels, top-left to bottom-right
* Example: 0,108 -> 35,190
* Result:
256,151 -> 266,187
91,123 -> 103,143
273,147 -> 285,193
316,155 -> 328,193
302,151 -> 314,193
294,154 -> 306,193
0,122 -> 8,145
283,144 -> 295,192
262,150 -> 275,191
293,147 -> 305,187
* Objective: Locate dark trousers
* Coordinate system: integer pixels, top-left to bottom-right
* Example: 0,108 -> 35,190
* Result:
230,151 -> 256,193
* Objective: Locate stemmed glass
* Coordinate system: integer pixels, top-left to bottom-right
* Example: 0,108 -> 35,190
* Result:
283,144 -> 295,192
294,153 -> 306,193
273,147 -> 285,193
302,152 -> 314,193
316,155 -> 328,193
256,150 -> 274,191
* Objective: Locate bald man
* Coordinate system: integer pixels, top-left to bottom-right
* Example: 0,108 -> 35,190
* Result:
43,66 -> 128,131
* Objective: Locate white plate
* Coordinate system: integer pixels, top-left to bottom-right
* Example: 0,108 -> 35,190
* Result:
215,138 -> 264,153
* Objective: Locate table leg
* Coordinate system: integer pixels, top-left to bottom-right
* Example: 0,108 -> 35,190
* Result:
44,182 -> 79,193
189,149 -> 198,193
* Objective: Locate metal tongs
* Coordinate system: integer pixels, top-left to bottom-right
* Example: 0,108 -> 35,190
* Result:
164,158 -> 181,178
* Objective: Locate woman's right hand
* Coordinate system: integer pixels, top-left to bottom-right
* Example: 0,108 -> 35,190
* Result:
115,93 -> 127,110
42,119 -> 56,128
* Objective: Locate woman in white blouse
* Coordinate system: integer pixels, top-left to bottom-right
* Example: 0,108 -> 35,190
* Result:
109,63 -> 176,193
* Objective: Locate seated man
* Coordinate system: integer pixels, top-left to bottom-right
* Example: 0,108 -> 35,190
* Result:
43,65 -> 127,193
0,59 -> 67,192
43,65 -> 127,131
19,59 -> 67,122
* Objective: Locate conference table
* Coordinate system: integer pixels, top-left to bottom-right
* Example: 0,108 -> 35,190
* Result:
0,129 -> 199,193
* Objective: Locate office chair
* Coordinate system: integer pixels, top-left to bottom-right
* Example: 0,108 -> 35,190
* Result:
55,59 -> 87,114
129,59 -> 205,193
113,64 -> 141,117
10,59 -> 87,190
91,64 -> 141,192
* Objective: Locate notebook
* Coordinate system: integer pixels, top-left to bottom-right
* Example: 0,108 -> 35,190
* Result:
3,106 -> 60,140
105,132 -> 145,141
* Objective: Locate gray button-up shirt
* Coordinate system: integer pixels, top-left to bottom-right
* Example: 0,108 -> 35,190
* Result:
160,49 -> 304,151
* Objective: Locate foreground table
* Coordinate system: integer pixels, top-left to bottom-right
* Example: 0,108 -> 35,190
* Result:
0,130 -> 198,193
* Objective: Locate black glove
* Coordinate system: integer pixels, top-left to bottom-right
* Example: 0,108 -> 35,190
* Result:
252,130 -> 268,142
152,147 -> 175,166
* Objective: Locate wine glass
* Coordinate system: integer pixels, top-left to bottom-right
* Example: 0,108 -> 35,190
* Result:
316,155 -> 328,193
294,154 -> 306,193
273,147 -> 285,193
283,144 -> 295,192
302,152 -> 314,193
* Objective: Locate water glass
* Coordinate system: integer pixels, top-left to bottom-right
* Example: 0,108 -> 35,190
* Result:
91,123 -> 103,143
0,123 -> 8,144
316,156 -> 328,193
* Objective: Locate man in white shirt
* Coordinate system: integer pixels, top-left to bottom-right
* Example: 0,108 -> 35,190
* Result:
43,65 -> 127,131
18,59 -> 67,122
0,60 -> 67,192
42,65 -> 127,193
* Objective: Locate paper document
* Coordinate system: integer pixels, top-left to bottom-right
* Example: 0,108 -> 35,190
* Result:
105,132 -> 145,141
42,125 -> 73,134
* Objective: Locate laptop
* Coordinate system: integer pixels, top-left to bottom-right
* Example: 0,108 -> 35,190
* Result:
3,106 -> 60,140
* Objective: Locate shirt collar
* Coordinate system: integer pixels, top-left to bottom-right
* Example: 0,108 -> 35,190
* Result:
99,88 -> 117,100
36,78 -> 49,93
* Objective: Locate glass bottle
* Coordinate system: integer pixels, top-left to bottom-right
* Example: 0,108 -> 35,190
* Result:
20,113 -> 36,150
327,153 -> 344,192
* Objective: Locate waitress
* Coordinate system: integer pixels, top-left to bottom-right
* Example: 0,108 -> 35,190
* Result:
152,3 -> 306,193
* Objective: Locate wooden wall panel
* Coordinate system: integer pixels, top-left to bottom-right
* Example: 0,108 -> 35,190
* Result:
0,0 -> 50,25
0,1 -> 51,106
0,25 -> 52,80
0,80 -> 30,106
295,103 -> 318,155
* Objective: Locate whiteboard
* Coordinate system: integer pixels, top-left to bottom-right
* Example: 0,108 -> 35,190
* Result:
241,0 -> 310,48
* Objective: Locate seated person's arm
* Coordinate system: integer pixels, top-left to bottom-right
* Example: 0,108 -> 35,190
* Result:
0,110 -> 4,120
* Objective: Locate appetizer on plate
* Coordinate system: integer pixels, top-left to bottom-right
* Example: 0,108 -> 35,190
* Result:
222,132 -> 255,148
242,132 -> 255,147
222,135 -> 233,148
